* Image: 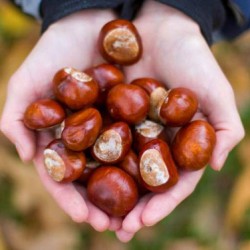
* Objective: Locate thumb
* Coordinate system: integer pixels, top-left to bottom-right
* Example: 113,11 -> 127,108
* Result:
203,83 -> 245,171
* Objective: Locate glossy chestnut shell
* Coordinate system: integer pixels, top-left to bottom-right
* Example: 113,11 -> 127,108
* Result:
92,122 -> 132,164
119,150 -> 147,193
106,83 -> 149,124
62,108 -> 102,151
131,78 -> 165,95
24,99 -> 65,130
172,120 -> 216,171
87,166 -> 138,217
159,88 -> 198,126
86,63 -> 124,106
98,19 -> 142,65
53,67 -> 99,110
139,139 -> 179,193
44,139 -> 86,183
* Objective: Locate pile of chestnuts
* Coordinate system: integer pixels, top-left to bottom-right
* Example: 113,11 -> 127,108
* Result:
23,19 -> 216,217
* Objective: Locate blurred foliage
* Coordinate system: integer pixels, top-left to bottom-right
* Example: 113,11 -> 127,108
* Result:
0,1 -> 250,250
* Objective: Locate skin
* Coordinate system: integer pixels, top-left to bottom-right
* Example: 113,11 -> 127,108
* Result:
0,0 -> 245,242
115,1 -> 245,242
0,9 -> 122,232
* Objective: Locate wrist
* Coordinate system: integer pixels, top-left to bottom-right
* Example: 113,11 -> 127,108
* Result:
41,0 -> 119,33
139,0 -> 225,45
137,1 -> 200,37
48,9 -> 116,32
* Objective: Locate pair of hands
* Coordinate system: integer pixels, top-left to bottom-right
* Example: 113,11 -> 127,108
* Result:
0,0 -> 244,242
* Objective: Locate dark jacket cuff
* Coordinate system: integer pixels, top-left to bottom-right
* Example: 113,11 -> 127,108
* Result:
41,0 -> 124,32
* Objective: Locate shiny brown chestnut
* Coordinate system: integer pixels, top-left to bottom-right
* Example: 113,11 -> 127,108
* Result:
53,67 -> 99,110
92,122 -> 132,164
139,139 -> 179,193
62,108 -> 102,151
44,139 -> 86,183
76,158 -> 100,184
133,119 -> 169,153
159,88 -> 198,127
98,19 -> 142,65
131,78 -> 165,95
172,120 -> 216,171
106,83 -> 150,124
131,78 -> 168,122
87,166 -> 138,217
119,150 -> 139,182
86,63 -> 124,105
119,150 -> 147,194
24,99 -> 65,130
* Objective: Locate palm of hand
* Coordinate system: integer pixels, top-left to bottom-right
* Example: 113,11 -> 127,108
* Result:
1,2 -> 244,243
2,9 -> 123,232
115,6 -> 244,242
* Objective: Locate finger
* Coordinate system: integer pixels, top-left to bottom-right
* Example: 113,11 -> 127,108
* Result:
210,128 -> 244,171
141,170 -> 203,226
122,193 -> 152,234
203,85 -> 245,171
33,132 -> 89,222
85,202 -> 110,232
115,230 -> 135,243
74,186 -> 111,232
109,217 -> 123,231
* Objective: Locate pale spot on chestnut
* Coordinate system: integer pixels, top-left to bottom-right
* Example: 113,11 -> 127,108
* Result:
64,67 -> 93,82
140,149 -> 169,186
135,120 -> 164,138
93,130 -> 122,162
149,87 -> 168,121
104,28 -> 139,62
44,149 -> 65,182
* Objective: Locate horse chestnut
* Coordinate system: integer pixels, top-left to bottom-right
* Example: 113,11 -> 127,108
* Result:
172,120 -> 216,171
76,158 -> 100,184
44,139 -> 86,182
87,166 -> 138,217
24,99 -> 65,130
62,108 -> 102,151
159,88 -> 198,126
119,150 -> 147,193
148,86 -> 169,122
92,122 -> 132,164
131,78 -> 165,95
133,119 -> 169,153
139,139 -> 179,193
86,63 -> 124,105
53,67 -> 99,110
98,19 -> 142,65
107,83 -> 149,124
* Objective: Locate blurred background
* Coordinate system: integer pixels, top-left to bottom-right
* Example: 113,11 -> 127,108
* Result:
1,1 -> 250,249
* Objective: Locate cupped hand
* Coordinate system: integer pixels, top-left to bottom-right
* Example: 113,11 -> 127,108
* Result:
0,9 -> 122,231
116,0 -> 245,242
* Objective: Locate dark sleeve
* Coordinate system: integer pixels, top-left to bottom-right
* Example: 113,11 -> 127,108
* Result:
155,0 -> 226,45
41,0 -> 124,32
41,0 -> 225,45
219,0 -> 250,40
